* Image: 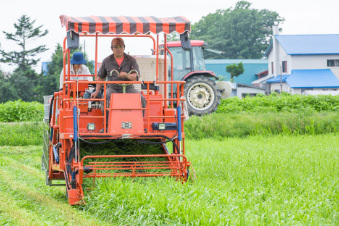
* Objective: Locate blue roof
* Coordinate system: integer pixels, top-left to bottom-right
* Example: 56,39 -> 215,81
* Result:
275,34 -> 339,55
287,69 -> 339,88
266,69 -> 339,88
266,74 -> 290,83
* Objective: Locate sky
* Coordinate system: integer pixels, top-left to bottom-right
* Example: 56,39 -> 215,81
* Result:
1,0 -> 339,73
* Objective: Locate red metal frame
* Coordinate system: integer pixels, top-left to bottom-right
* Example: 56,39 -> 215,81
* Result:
48,31 -> 191,205
182,71 -> 218,80
164,40 -> 205,48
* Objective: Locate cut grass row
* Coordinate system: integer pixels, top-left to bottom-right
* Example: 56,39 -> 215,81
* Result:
1,112 -> 338,146
0,146 -> 108,226
0,122 -> 44,146
0,135 -> 338,225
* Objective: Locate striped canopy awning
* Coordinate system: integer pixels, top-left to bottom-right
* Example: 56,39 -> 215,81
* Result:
60,15 -> 190,35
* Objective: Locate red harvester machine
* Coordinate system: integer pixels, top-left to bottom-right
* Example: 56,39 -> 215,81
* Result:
42,15 -> 193,205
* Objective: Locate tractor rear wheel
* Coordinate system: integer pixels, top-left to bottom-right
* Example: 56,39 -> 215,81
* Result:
184,75 -> 221,116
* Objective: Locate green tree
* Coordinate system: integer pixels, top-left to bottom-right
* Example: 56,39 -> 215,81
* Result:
167,32 -> 180,42
0,15 -> 49,102
191,1 -> 284,59
34,73 -> 58,102
0,70 -> 18,103
226,62 -> 244,82
47,44 -> 63,78
45,43 -> 64,89
0,15 -> 48,72
7,68 -> 38,102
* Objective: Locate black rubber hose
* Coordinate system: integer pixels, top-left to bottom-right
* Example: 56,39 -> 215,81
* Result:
48,96 -> 54,125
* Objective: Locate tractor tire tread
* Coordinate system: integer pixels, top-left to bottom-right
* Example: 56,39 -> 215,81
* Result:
184,75 -> 221,116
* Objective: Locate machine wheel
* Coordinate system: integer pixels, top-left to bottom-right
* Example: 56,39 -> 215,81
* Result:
184,75 -> 221,116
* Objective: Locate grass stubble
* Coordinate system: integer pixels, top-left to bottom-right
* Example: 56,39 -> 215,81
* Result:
0,124 -> 338,224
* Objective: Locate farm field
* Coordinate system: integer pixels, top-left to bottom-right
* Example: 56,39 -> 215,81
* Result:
0,134 -> 338,225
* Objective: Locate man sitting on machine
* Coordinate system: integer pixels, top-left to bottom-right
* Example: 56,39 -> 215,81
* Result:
90,38 -> 146,130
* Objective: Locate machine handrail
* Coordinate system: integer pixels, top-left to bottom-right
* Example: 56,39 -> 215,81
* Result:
62,79 -> 187,135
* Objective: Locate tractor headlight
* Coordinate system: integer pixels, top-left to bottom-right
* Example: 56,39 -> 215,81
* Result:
158,123 -> 166,130
87,123 -> 95,131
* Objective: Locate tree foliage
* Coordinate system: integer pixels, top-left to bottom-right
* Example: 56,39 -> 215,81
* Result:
0,69 -> 18,103
46,43 -> 64,78
8,68 -> 41,102
191,1 -> 284,59
34,74 -> 58,101
0,15 -> 49,102
167,32 -> 180,42
0,15 -> 95,103
0,15 -> 48,71
226,62 -> 244,82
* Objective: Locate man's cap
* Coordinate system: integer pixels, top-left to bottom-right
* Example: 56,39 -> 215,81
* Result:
111,38 -> 125,48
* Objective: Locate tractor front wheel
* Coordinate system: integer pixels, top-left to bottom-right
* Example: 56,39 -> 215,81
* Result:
184,75 -> 221,116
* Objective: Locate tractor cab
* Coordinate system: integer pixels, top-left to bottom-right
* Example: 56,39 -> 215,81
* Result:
161,40 -> 207,81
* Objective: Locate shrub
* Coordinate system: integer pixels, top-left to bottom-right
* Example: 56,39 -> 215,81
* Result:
0,100 -> 44,122
217,93 -> 339,113
185,112 -> 339,139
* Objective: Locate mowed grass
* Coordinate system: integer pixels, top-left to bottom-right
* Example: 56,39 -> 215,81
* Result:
0,146 -> 109,226
79,134 -> 339,225
0,122 -> 44,146
0,135 -> 338,225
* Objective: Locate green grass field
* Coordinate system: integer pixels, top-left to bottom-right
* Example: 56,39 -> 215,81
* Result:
0,134 -> 338,225
1,111 -> 339,146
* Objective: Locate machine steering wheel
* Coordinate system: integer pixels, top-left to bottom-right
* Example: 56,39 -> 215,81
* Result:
109,69 -> 141,93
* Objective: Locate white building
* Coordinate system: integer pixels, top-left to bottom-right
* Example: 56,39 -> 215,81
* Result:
254,26 -> 339,95
230,83 -> 266,98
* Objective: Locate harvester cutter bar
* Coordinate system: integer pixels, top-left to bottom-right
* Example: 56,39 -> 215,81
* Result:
79,154 -> 188,180
85,173 -> 175,178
